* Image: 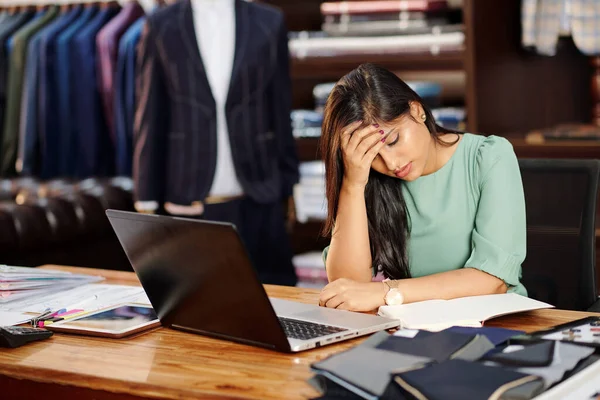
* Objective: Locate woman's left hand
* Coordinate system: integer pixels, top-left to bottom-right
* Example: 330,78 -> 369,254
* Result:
319,278 -> 387,312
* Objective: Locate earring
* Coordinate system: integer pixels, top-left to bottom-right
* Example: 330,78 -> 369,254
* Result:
420,114 -> 426,121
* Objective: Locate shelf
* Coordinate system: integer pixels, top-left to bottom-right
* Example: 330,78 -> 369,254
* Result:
295,137 -> 321,162
296,136 -> 600,163
508,138 -> 600,159
290,219 -> 328,254
291,50 -> 465,79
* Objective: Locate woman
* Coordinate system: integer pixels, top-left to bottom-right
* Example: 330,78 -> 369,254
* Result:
319,64 -> 526,312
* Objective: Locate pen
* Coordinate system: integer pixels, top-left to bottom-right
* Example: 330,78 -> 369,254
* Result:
30,308 -> 53,327
39,311 -> 89,327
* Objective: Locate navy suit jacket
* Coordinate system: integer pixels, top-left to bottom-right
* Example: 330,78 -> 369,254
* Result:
70,7 -> 118,178
133,0 -> 299,205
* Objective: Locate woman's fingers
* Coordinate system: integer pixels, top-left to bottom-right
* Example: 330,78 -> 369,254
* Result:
325,295 -> 345,309
355,129 -> 387,160
346,125 -> 384,154
340,121 -> 363,149
362,132 -> 390,163
319,287 -> 338,307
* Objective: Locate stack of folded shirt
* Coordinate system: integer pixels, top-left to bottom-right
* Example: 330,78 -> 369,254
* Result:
312,80 -> 447,111
289,0 -> 465,59
293,161 -> 327,223
292,252 -> 329,289
432,106 -> 466,130
291,110 -> 324,138
309,327 -> 597,400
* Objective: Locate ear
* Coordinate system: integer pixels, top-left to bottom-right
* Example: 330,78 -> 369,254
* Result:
408,101 -> 424,122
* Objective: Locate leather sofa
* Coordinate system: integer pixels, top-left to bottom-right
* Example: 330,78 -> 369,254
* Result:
0,177 -> 135,271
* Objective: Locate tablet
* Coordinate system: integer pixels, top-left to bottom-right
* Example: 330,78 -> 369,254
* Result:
47,304 -> 161,338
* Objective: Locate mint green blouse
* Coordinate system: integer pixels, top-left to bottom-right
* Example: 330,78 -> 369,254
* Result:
324,134 -> 527,296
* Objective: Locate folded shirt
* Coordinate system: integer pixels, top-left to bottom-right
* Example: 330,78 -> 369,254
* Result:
439,326 -> 525,346
377,330 -> 494,362
484,341 -> 556,367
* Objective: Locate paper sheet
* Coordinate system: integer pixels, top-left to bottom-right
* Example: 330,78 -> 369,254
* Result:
393,329 -> 420,338
0,311 -> 31,326
0,284 -> 147,313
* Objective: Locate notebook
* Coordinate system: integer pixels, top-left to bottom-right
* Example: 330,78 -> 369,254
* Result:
378,293 -> 553,331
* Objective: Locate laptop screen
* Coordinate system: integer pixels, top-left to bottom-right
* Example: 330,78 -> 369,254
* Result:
106,210 -> 290,351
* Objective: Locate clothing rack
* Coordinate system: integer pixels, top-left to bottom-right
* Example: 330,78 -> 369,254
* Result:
0,0 -> 160,180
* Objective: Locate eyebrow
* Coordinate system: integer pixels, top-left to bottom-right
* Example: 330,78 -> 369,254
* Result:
385,128 -> 399,141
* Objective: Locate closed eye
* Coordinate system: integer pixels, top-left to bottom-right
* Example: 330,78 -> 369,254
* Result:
386,132 -> 399,147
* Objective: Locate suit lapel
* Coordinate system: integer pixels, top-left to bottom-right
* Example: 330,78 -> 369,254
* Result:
179,0 -> 215,107
226,0 -> 249,107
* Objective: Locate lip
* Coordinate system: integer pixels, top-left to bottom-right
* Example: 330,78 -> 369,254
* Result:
394,162 -> 412,179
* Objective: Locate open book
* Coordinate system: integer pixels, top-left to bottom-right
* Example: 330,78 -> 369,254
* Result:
378,293 -> 554,332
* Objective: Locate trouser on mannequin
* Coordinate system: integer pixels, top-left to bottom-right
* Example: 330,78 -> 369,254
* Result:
188,197 -> 298,287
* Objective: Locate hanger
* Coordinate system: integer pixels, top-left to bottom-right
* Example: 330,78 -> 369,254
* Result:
99,0 -> 121,9
56,0 -> 71,11
5,0 -> 24,12
137,0 -> 156,13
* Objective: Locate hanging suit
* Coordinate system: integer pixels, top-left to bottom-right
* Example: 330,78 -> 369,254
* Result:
134,0 -> 299,285
1,6 -> 59,176
54,5 -> 99,177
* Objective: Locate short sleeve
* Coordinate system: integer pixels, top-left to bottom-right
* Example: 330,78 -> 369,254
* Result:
464,136 -> 527,294
322,245 -> 330,265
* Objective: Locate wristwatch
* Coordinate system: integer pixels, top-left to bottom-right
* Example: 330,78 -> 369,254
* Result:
383,280 -> 404,306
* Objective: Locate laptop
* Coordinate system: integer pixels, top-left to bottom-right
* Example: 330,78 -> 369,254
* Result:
106,209 -> 400,352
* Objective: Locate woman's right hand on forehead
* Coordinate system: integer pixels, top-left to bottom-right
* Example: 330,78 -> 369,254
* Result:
340,121 -> 389,190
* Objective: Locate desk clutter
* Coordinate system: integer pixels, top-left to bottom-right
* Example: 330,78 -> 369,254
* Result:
0,264 -> 103,304
308,323 -> 600,400
0,265 -> 153,343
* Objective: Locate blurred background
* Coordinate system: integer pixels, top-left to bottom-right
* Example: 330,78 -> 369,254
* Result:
0,0 -> 598,292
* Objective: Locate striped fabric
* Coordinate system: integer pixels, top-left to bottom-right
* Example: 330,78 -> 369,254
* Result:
522,0 -> 600,56
133,0 -> 299,207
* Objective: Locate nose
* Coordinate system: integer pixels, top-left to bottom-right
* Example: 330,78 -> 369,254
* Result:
378,150 -> 396,171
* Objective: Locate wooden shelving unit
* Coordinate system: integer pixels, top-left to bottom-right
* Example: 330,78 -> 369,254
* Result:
267,0 -> 593,255
291,51 -> 465,79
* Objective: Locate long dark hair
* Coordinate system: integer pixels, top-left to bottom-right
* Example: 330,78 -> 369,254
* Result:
320,63 -> 457,279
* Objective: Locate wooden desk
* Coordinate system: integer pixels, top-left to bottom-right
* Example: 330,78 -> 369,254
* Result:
2,266 -> 599,400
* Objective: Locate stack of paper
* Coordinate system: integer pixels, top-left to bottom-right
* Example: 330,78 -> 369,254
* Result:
0,265 -> 104,306
5,283 -> 148,313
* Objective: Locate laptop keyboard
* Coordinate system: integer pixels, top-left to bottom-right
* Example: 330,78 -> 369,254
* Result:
278,317 -> 348,340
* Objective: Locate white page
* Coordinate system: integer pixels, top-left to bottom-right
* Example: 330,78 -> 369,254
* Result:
378,293 -> 553,331
392,329 -> 420,338
379,300 -> 476,330
0,311 -> 31,326
0,284 -> 146,313
0,279 -> 104,304
446,293 -> 554,322
131,292 -> 152,306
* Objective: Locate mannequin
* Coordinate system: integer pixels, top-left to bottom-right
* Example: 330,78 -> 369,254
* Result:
133,0 -> 299,286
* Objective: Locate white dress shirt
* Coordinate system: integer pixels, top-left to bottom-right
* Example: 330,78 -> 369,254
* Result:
192,0 -> 242,198
159,0 -> 242,215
